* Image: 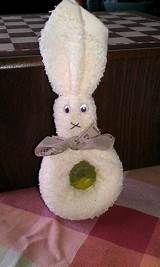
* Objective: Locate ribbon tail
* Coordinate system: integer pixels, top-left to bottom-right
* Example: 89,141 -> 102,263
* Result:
34,136 -> 67,157
35,146 -> 55,157
77,133 -> 115,151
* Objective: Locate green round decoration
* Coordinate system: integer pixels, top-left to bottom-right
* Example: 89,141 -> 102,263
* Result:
69,160 -> 96,190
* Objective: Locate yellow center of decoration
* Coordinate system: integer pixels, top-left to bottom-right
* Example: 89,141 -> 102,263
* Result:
69,160 -> 96,190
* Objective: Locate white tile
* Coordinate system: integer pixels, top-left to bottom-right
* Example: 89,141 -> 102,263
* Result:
152,35 -> 160,40
113,12 -> 130,15
24,18 -> 42,22
100,19 -> 108,23
109,37 -> 134,45
0,43 -> 14,51
101,15 -> 119,19
114,20 -> 137,25
118,31 -> 147,37
96,16 -> 107,20
108,24 -> 126,29
0,25 -> 6,29
40,15 -> 49,19
5,22 -> 26,26
11,36 -> 38,43
130,26 -> 158,32
7,28 -> 32,33
0,33 -> 9,38
141,22 -> 160,27
1,16 -> 21,20
123,16 -> 146,21
28,24 -> 44,28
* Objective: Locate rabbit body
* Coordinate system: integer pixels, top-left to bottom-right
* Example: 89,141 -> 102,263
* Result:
38,0 -> 124,220
39,148 -> 123,220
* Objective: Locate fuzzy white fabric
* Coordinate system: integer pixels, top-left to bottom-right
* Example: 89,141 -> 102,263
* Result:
39,0 -> 108,96
39,149 -> 123,220
54,95 -> 97,138
40,0 -> 107,138
38,0 -> 123,220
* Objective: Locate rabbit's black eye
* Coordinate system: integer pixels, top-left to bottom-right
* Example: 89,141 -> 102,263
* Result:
64,105 -> 70,113
80,104 -> 88,113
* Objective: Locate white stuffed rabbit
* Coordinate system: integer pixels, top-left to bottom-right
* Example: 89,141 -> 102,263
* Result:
35,0 -> 123,220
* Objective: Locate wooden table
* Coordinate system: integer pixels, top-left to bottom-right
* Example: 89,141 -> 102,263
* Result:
0,11 -> 160,191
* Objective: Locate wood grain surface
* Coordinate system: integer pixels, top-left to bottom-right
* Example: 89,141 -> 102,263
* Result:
0,65 -> 55,191
95,51 -> 160,170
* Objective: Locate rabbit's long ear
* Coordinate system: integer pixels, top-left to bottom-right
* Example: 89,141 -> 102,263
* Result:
79,8 -> 108,96
39,0 -> 85,96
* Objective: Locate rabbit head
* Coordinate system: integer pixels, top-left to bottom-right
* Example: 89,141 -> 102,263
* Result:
39,0 -> 108,138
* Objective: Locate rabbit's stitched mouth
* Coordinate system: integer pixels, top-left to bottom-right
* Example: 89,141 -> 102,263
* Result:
70,122 -> 81,129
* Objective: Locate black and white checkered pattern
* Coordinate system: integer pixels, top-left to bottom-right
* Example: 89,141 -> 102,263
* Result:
0,14 -> 49,56
97,12 -> 160,50
0,12 -> 160,56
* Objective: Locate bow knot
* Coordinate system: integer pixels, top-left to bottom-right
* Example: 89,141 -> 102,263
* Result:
35,123 -> 115,157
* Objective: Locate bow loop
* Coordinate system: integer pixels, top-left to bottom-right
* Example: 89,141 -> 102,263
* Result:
35,123 -> 115,157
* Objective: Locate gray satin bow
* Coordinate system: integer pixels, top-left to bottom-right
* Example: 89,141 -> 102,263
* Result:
34,123 -> 115,157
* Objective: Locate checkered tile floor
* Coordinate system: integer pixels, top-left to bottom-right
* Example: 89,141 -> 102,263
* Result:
98,12 -> 160,49
0,12 -> 160,56
0,14 -> 48,56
